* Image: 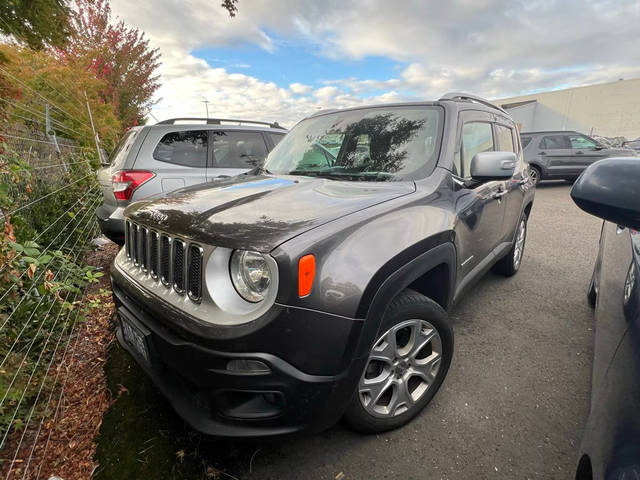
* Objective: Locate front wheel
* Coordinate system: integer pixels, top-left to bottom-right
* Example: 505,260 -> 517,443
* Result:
493,213 -> 528,277
343,290 -> 453,433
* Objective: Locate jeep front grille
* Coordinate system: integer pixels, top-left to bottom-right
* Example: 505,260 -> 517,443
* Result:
173,239 -> 185,292
124,220 -> 204,302
188,245 -> 203,301
160,234 -> 171,284
149,232 -> 159,278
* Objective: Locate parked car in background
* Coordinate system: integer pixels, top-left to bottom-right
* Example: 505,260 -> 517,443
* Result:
110,93 -> 534,438
571,157 -> 640,479
520,130 -> 632,186
622,139 -> 640,152
96,118 -> 287,244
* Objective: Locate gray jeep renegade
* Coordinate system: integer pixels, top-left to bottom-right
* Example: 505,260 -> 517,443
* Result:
111,93 -> 535,437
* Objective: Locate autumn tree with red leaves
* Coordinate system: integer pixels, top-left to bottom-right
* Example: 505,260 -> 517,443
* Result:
56,0 -> 161,129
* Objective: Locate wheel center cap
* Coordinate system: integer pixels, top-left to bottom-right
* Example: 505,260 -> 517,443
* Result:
393,359 -> 409,376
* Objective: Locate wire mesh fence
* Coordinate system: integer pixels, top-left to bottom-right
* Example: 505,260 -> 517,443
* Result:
0,86 -> 105,479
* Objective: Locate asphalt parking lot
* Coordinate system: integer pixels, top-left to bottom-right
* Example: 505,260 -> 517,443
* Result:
95,182 -> 602,480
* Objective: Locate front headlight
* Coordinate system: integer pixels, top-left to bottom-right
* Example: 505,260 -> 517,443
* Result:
230,250 -> 271,302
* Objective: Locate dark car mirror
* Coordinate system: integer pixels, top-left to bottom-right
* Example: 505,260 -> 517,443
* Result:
571,157 -> 640,230
593,144 -> 605,150
470,151 -> 516,181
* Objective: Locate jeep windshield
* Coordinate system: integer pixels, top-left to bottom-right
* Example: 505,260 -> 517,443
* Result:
264,106 -> 443,181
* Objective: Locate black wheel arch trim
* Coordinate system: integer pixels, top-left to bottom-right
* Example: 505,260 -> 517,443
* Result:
353,237 -> 456,360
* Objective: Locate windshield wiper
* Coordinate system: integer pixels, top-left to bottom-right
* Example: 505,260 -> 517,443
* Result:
287,169 -> 394,181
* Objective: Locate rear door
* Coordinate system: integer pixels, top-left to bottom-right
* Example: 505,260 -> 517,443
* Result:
538,134 -> 572,178
207,130 -> 269,181
140,129 -> 209,196
568,133 -> 607,173
494,122 -> 526,242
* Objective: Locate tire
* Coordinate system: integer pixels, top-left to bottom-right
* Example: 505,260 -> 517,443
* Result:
493,212 -> 528,277
343,290 -> 453,434
528,165 -> 541,187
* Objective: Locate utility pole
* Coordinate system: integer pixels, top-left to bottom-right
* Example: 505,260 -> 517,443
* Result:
202,99 -> 210,118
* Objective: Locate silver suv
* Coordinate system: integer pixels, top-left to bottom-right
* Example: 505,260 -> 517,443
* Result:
96,118 -> 286,243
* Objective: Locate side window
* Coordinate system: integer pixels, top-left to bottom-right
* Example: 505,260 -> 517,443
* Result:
153,130 -> 208,167
212,131 -> 268,168
268,133 -> 285,148
569,135 -> 596,149
461,122 -> 494,177
520,136 -> 532,149
540,135 -> 570,149
495,124 -> 515,153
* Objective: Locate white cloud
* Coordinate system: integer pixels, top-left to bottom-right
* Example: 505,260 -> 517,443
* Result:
108,0 -> 640,127
289,83 -> 312,95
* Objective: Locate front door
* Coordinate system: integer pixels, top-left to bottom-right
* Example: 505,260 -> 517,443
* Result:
453,114 -> 506,282
568,133 -> 607,175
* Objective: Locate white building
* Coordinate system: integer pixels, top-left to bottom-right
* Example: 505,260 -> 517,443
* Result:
494,78 -> 640,139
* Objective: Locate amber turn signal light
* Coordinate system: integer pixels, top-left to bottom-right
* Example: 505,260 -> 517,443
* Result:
298,254 -> 316,297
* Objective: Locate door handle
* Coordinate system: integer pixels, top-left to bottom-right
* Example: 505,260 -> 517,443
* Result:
493,190 -> 507,199
538,151 -> 546,155
575,151 -> 584,155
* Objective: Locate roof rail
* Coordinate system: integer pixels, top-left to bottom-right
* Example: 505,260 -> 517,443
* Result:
307,108 -> 340,118
439,92 -> 507,114
156,118 -> 286,129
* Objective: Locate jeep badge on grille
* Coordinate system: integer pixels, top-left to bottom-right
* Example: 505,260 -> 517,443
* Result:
149,211 -> 168,223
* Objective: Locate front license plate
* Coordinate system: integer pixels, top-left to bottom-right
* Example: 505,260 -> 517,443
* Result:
121,315 -> 150,365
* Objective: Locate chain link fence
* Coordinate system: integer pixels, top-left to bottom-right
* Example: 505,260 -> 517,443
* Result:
0,86 -> 105,479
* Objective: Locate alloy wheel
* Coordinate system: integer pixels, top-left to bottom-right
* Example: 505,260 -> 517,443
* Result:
513,218 -> 527,269
359,319 -> 442,418
528,167 -> 539,186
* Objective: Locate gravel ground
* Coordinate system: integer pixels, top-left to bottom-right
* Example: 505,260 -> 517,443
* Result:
95,182 -> 602,480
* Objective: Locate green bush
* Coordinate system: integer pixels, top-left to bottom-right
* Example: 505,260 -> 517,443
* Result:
0,139 -> 103,441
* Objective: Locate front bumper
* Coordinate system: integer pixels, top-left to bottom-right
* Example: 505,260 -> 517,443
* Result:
96,204 -> 125,244
110,265 -> 365,439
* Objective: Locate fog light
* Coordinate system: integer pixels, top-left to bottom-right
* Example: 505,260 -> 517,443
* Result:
226,359 -> 271,374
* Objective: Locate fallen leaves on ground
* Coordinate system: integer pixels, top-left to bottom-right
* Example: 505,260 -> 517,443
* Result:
0,241 -> 119,480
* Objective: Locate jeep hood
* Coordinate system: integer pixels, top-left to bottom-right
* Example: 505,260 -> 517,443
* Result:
125,175 -> 415,252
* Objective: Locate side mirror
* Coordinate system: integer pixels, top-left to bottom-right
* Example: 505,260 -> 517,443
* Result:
571,157 -> 640,230
593,144 -> 604,151
470,151 -> 516,181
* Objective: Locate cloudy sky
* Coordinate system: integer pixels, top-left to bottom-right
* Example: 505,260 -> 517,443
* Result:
110,0 -> 640,126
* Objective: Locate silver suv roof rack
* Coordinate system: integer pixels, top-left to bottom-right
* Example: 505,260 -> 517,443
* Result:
156,118 -> 286,129
439,92 -> 507,114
